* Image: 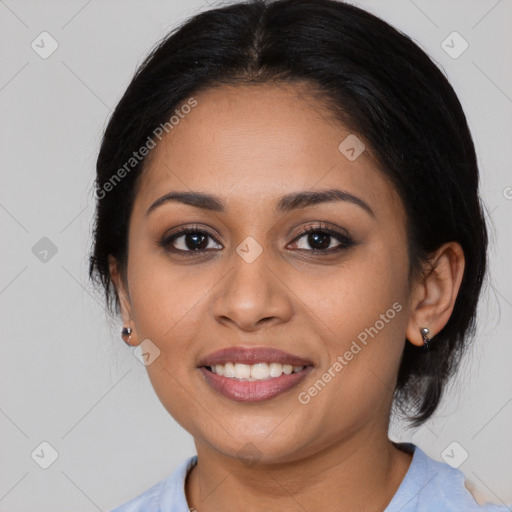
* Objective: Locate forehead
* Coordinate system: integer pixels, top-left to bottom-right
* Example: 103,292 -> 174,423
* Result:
134,82 -> 402,220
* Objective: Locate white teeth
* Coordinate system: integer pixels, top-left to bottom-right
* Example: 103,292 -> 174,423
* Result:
251,363 -> 270,380
209,362 -> 307,380
269,363 -> 283,378
234,363 -> 251,379
224,362 -> 236,378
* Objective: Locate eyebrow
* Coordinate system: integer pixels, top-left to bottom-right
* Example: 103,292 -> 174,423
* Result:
146,188 -> 375,218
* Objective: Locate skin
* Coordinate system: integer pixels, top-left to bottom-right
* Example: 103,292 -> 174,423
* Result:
110,82 -> 465,511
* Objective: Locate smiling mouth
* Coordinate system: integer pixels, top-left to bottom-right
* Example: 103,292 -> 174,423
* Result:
199,363 -> 313,402
197,346 -> 314,401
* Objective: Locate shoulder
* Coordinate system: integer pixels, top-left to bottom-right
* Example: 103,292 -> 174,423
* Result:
386,443 -> 511,512
109,455 -> 198,512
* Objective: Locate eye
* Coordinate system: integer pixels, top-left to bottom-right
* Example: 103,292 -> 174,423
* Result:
289,223 -> 354,253
159,225 -> 222,256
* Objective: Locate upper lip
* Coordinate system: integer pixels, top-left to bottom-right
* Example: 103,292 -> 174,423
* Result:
198,346 -> 314,367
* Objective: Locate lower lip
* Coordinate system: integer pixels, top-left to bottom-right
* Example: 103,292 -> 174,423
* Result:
199,366 -> 313,402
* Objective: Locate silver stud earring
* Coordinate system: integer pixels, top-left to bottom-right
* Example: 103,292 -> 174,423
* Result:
121,326 -> 132,345
420,327 -> 430,351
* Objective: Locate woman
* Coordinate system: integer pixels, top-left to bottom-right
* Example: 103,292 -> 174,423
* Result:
89,0 -> 510,510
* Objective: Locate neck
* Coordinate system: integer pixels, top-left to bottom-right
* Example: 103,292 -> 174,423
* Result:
185,430 -> 413,512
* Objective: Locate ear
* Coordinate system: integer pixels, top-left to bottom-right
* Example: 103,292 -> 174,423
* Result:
108,255 -> 139,346
406,242 -> 465,347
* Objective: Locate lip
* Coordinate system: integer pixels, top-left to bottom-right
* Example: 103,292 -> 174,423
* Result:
197,346 -> 314,367
197,346 -> 314,402
199,365 -> 314,402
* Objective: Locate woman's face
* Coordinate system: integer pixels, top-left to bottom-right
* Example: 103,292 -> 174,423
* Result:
117,83 -> 415,463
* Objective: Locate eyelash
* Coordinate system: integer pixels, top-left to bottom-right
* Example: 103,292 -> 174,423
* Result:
158,223 -> 355,257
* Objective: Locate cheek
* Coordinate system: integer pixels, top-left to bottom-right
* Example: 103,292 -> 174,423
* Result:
299,240 -> 410,409
127,236 -> 208,337
125,244 -> 211,393
301,242 -> 409,345
125,251 -> 209,429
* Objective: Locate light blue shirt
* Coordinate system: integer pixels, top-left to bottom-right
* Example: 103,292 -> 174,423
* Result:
110,443 -> 511,511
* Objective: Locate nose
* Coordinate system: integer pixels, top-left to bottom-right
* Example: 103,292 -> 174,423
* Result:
212,245 -> 294,332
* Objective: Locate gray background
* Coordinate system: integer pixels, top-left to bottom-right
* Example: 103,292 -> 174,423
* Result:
0,0 -> 511,510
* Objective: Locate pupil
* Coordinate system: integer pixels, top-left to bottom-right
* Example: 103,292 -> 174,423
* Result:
186,233 -> 207,250
309,233 -> 330,249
